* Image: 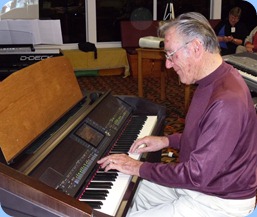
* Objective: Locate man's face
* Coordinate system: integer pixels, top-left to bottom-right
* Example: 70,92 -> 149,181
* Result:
164,28 -> 198,85
229,14 -> 239,27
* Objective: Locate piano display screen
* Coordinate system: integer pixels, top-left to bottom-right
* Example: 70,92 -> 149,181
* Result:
88,94 -> 132,129
75,123 -> 104,147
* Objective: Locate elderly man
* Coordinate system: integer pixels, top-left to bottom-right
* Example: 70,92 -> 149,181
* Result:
98,12 -> 257,217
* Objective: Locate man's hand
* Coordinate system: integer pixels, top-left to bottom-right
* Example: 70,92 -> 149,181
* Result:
129,136 -> 169,154
97,154 -> 143,176
245,43 -> 254,53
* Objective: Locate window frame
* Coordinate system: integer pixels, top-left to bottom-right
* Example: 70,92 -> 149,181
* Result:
87,0 -> 157,48
2,0 -> 221,49
87,0 -> 221,48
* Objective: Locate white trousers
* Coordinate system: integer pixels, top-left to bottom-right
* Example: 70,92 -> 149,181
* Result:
126,180 -> 256,217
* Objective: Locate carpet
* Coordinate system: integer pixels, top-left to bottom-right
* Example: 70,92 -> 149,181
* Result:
77,73 -> 195,162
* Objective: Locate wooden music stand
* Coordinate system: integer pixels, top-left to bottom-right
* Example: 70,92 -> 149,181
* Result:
0,56 -> 83,164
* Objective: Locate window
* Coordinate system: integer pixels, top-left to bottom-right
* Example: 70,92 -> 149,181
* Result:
87,0 -> 154,48
90,0 -> 212,48
157,0 -> 210,21
39,0 -> 86,43
0,0 -> 220,47
96,0 -> 153,43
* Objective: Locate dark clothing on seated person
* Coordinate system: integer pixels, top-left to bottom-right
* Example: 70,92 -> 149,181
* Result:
215,20 -> 248,55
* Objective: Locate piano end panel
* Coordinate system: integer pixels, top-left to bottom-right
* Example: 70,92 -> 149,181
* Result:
0,163 -> 92,217
92,209 -> 113,217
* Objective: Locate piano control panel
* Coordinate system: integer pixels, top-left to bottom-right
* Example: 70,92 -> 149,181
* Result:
56,146 -> 98,196
28,93 -> 133,197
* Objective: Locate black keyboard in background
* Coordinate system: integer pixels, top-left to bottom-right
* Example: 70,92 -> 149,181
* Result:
223,52 -> 257,77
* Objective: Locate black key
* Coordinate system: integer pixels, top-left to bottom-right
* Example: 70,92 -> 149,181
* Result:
88,182 -> 113,189
94,173 -> 117,181
83,201 -> 103,209
81,189 -> 108,200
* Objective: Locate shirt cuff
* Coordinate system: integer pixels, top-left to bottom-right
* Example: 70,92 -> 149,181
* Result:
166,133 -> 181,149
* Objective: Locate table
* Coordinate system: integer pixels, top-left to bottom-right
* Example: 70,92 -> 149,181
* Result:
137,48 -> 191,110
62,48 -> 130,77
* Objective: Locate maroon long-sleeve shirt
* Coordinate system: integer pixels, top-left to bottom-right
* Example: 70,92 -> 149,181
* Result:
140,61 -> 257,199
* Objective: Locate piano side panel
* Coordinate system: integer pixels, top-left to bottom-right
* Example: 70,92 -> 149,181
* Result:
1,189 -> 61,217
0,163 -> 93,217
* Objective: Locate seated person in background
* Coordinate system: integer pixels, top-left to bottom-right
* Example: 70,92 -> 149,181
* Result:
236,26 -> 257,53
215,7 -> 249,55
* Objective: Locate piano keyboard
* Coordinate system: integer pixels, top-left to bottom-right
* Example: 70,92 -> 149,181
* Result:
79,115 -> 157,216
238,70 -> 257,93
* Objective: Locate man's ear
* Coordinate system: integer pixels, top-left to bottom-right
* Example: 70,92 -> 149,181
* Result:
191,39 -> 203,59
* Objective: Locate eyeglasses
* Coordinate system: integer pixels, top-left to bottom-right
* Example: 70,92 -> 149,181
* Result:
165,40 -> 193,62
229,15 -> 239,21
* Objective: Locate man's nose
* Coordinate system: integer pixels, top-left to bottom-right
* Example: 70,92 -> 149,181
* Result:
165,59 -> 174,69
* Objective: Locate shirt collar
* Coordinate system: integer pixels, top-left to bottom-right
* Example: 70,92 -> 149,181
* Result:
196,61 -> 227,88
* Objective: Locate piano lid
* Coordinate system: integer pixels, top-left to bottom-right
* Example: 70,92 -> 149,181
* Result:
0,56 -> 83,164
